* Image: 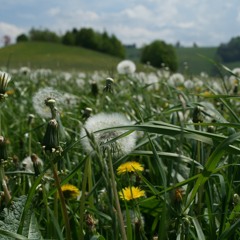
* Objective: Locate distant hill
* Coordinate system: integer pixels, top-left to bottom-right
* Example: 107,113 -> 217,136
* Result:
125,46 -> 240,76
0,42 -> 123,72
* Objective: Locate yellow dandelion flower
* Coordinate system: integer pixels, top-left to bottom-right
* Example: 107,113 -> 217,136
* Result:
201,91 -> 212,97
119,186 -> 145,201
117,161 -> 144,175
60,184 -> 80,200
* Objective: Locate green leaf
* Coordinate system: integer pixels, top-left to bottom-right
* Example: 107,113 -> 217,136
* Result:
27,213 -> 43,239
185,132 -> 240,209
0,196 -> 42,239
192,217 -> 206,240
0,229 -> 28,240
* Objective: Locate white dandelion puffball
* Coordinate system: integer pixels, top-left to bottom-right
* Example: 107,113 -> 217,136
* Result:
167,73 -> 184,87
81,112 -> 137,157
117,60 -> 136,74
32,87 -> 63,118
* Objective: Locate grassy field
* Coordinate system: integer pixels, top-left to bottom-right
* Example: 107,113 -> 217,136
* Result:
0,42 -> 239,75
0,44 -> 240,239
0,42 -> 123,72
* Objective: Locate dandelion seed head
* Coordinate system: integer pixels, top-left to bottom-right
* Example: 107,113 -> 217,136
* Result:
117,60 -> 136,74
167,73 -> 184,87
81,112 -> 137,157
32,87 -> 63,118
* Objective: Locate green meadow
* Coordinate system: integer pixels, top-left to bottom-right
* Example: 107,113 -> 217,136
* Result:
1,42 -> 240,75
0,41 -> 240,239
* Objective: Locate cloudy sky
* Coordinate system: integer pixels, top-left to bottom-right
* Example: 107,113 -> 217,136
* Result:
1,0 -> 240,47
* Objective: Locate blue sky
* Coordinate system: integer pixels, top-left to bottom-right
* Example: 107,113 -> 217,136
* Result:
1,0 -> 240,47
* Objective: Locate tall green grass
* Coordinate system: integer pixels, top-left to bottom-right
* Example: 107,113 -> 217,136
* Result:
0,64 -> 239,239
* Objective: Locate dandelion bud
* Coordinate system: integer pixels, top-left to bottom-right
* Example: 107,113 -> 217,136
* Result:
31,153 -> 43,176
45,98 -> 57,119
45,97 -> 56,108
91,81 -> 98,97
28,114 -> 35,126
0,136 -> 8,162
192,106 -> 203,123
233,193 -> 240,205
103,77 -> 114,93
42,119 -> 60,152
207,125 -> 215,133
82,107 -> 92,120
233,83 -> 238,95
21,154 -> 43,174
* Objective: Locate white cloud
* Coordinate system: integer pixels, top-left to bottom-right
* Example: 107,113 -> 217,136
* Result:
0,22 -> 25,46
121,5 -> 153,20
0,0 -> 240,47
47,7 -> 61,17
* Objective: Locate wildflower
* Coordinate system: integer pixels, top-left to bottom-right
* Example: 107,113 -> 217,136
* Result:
117,60 -> 136,74
119,186 -> 145,201
80,112 -> 137,157
0,71 -> 11,102
201,91 -> 212,97
117,161 -> 144,175
174,188 -> 185,203
32,87 -> 63,118
60,184 -> 80,200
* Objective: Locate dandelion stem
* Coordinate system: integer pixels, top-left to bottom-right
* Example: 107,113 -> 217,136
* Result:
0,164 -> 11,204
79,156 -> 90,239
51,160 -> 71,240
28,124 -> 32,156
108,156 -> 127,240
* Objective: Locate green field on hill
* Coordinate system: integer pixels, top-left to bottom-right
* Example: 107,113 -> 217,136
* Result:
0,42 -> 239,75
0,42 -> 123,72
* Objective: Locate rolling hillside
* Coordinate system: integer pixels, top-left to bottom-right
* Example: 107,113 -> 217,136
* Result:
0,42 -> 123,72
125,46 -> 240,76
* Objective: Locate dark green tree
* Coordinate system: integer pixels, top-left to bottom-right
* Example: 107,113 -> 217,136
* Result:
141,40 -> 178,72
62,31 -> 76,46
76,28 -> 99,50
16,34 -> 29,43
217,36 -> 240,62
29,28 -> 61,43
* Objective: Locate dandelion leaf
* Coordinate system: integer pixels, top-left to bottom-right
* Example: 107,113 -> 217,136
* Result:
0,195 -> 42,239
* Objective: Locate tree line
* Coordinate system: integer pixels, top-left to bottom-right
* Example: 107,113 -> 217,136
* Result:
16,28 -> 125,58
216,36 -> 240,62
